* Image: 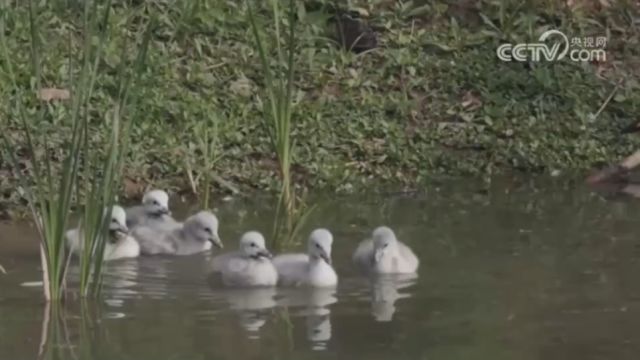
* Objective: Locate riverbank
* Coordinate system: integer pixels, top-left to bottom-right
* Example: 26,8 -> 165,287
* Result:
1,0 -> 639,217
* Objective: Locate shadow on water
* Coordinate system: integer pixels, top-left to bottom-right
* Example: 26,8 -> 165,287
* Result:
3,179 -> 640,358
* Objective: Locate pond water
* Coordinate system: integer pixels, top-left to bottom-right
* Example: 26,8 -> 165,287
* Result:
2,178 -> 640,360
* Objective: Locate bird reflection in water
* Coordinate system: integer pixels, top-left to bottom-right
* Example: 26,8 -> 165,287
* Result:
278,287 -> 337,350
222,287 -> 278,339
370,274 -> 417,322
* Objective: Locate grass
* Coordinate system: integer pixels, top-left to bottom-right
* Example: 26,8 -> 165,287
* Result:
0,0 -> 151,300
0,0 -> 639,217
185,114 -> 223,209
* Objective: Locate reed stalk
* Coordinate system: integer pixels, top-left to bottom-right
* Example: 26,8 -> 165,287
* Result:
0,0 -> 151,300
247,0 -> 303,245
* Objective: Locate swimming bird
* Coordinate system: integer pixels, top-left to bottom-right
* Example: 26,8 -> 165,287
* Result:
272,229 -> 338,288
132,211 -> 223,255
210,231 -> 277,287
66,205 -> 140,261
125,189 -> 177,229
353,226 -> 419,274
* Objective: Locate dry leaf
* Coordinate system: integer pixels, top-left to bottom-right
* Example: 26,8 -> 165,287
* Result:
122,178 -> 145,198
621,149 -> 640,170
461,91 -> 482,110
229,76 -> 254,97
354,7 -> 370,17
599,0 -> 611,7
38,88 -> 70,102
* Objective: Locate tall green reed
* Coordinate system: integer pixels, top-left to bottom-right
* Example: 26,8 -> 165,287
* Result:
0,0 -> 151,300
247,0 -> 313,247
76,5 -> 152,298
1,0 -> 79,301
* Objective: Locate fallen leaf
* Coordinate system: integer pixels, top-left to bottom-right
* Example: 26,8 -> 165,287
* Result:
37,88 -> 70,102
353,7 -> 370,17
122,178 -> 145,198
229,76 -> 254,97
585,164 -> 627,184
461,91 -> 482,110
621,149 -> 640,169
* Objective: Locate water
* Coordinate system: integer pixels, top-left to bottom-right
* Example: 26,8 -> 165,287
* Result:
2,179 -> 640,359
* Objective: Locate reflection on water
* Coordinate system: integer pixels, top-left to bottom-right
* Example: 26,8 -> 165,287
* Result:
369,274 -> 417,322
220,287 -> 277,338
307,314 -> 331,350
3,180 -> 640,359
102,260 -> 139,308
278,288 -> 337,350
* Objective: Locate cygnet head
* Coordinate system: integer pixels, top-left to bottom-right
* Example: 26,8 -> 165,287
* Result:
184,211 -> 223,248
142,190 -> 170,217
239,231 -> 272,260
307,229 -> 333,265
108,205 -> 129,237
372,226 -> 399,263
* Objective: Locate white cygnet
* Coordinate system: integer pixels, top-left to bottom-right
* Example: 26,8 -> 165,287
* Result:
210,231 -> 277,287
353,226 -> 419,274
125,189 -> 177,229
66,205 -> 140,261
132,211 -> 223,255
273,229 -> 338,288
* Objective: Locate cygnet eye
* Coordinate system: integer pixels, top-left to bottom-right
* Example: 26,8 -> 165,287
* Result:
250,242 -> 256,247
204,227 -> 212,234
111,218 -> 118,224
383,243 -> 389,248
315,243 -> 321,249
152,200 -> 159,205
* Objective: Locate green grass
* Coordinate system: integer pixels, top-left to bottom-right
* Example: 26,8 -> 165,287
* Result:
185,114 -> 223,209
1,0 -> 639,217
